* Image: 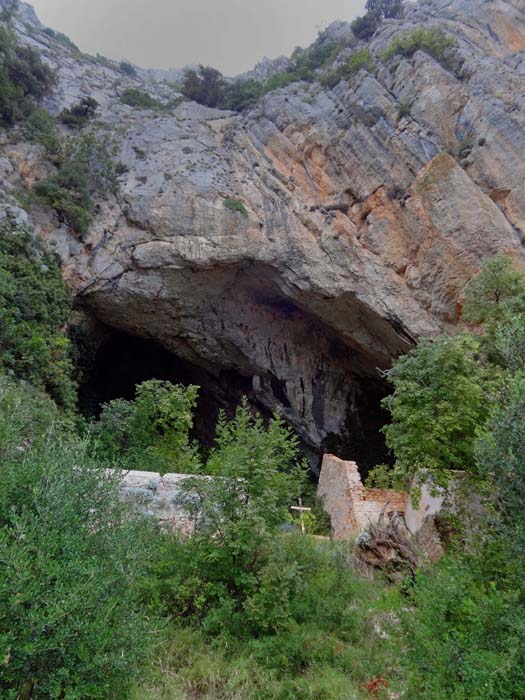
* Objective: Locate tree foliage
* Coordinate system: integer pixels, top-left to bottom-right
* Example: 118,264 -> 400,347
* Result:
0,26 -> 53,126
463,255 -> 525,325
366,0 -> 404,19
0,221 -> 76,409
34,132 -> 118,237
94,379 -> 200,474
377,334 -> 490,493
0,378 -> 157,700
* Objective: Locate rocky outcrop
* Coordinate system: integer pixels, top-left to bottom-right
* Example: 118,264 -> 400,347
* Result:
2,0 -> 525,467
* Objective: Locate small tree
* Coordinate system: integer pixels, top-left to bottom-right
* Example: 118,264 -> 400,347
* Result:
463,255 -> 525,325
366,0 -> 404,19
376,334 -> 490,494
351,14 -> 380,40
94,379 -> 200,474
0,379 -> 156,700
144,402 -> 307,636
181,65 -> 226,108
59,97 -> 98,128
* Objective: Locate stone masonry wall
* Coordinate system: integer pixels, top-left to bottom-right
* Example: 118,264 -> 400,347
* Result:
317,454 -> 409,540
119,470 -> 199,533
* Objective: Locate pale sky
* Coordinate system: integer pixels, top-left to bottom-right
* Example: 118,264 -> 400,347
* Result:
30,0 -> 366,75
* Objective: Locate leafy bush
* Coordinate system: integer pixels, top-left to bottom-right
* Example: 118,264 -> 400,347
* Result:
120,87 -> 163,110
223,197 -> 248,217
223,78 -> 265,112
59,96 -> 98,127
94,380 -> 200,474
402,550 -> 525,700
0,26 -> 53,126
23,107 -> 60,155
373,334 -> 490,494
0,221 -> 76,409
463,255 -> 525,325
345,48 -> 374,76
366,0 -> 404,19
142,403 -> 307,634
120,60 -> 137,77
181,65 -> 226,108
380,26 -> 456,65
43,27 -> 79,51
351,13 -> 381,40
0,378 -> 157,700
34,132 -> 118,237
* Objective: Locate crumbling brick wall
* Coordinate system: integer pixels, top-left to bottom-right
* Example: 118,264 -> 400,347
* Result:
317,454 -> 409,540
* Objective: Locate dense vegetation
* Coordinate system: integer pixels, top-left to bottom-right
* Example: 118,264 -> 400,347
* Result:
0,25 -> 53,126
0,7 -> 524,699
34,132 -> 119,237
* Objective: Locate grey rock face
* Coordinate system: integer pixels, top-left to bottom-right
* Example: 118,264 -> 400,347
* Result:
4,0 -> 525,467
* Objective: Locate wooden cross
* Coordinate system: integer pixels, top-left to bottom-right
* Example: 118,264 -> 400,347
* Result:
290,498 -> 312,535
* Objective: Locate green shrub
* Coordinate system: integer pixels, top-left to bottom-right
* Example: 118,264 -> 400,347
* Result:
93,380 -> 200,474
372,334 -> 490,495
181,66 -> 226,108
33,179 -> 92,235
366,0 -> 404,19
380,26 -> 456,65
402,550 -> 525,700
0,221 -> 76,409
223,78 -> 264,112
351,13 -> 381,40
223,197 -> 248,217
0,378 -> 157,700
0,26 -> 53,126
34,132 -> 118,237
59,96 -> 98,128
463,255 -> 525,325
120,60 -> 137,77
23,107 -> 60,155
345,48 -> 374,76
120,87 -> 163,110
43,27 -> 79,51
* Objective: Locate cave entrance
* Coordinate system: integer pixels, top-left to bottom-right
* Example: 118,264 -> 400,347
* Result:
77,325 -> 393,477
78,328 -> 255,449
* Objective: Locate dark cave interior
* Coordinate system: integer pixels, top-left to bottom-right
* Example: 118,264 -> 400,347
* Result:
78,327 -> 392,477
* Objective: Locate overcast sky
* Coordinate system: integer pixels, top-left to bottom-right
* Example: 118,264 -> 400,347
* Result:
30,0 -> 365,75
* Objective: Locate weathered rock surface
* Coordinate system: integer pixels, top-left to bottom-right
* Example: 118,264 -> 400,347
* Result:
2,0 -> 525,467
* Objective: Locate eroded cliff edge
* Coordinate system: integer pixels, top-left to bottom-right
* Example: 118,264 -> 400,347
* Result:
3,0 -> 525,467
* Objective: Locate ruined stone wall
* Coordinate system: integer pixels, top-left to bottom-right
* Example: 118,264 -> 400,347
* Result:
317,454 -> 409,540
119,470 -> 199,533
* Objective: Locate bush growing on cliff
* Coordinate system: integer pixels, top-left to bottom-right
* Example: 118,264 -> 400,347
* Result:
120,87 -> 164,110
380,27 -> 456,65
0,26 -> 53,126
181,65 -> 226,108
23,107 -> 61,156
345,48 -> 374,76
0,378 -> 157,700
366,0 -> 404,19
34,132 -> 118,237
223,197 -> 248,217
59,96 -> 99,128
0,221 -> 76,409
463,255 -> 525,326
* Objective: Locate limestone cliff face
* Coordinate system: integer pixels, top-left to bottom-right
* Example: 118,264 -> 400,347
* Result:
2,0 -> 525,466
